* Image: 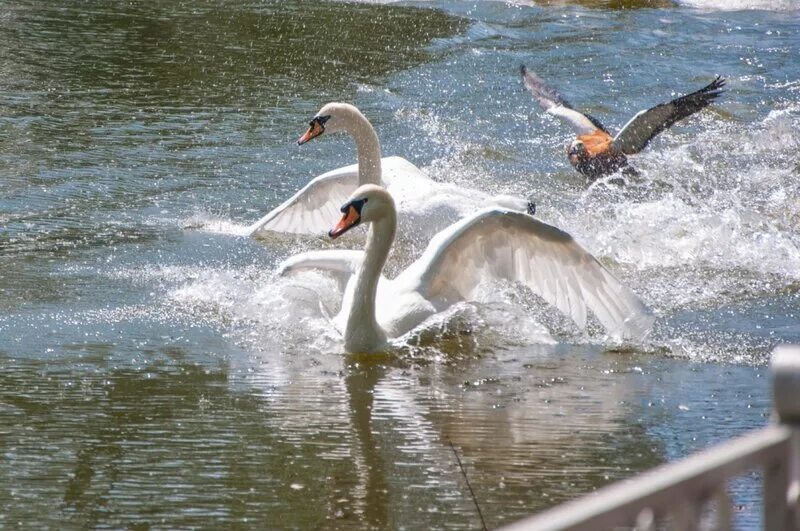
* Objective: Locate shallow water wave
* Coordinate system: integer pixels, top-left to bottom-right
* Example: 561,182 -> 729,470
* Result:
181,212 -> 252,236
169,266 -> 344,353
678,0 -> 800,11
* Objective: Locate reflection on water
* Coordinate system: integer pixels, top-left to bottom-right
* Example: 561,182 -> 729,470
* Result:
0,350 -> 644,527
0,0 -> 794,528
0,345 -> 769,528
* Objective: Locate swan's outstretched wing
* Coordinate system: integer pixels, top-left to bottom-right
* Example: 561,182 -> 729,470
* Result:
613,76 -> 725,155
247,157 -> 427,237
278,250 -> 363,292
405,209 -> 653,340
247,165 -> 361,237
521,65 -> 608,135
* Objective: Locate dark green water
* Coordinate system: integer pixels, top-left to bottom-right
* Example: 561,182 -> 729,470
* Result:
1,0 -> 798,528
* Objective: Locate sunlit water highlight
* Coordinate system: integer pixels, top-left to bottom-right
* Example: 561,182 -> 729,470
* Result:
1,0 -> 798,528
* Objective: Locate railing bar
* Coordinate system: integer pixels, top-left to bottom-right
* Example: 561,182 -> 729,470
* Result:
789,429 -> 800,530
634,508 -> 654,531
712,485 -> 732,531
667,498 -> 699,531
764,458 -> 790,531
499,424 -> 792,531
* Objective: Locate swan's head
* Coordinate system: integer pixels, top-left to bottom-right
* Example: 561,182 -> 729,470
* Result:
297,102 -> 365,145
329,184 -> 394,239
567,140 -> 587,164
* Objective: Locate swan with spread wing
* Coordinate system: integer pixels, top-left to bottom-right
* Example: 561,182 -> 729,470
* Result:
248,102 -> 531,238
520,66 -> 725,180
278,184 -> 653,353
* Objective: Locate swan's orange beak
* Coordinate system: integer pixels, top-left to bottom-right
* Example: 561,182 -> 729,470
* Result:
297,121 -> 324,145
329,206 -> 360,239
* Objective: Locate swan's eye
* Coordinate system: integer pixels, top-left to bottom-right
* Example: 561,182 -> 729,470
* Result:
310,115 -> 331,130
298,116 -> 331,145
309,115 -> 331,131
340,197 -> 368,214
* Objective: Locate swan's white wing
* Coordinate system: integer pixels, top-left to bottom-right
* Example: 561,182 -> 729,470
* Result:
612,76 -> 725,155
278,250 -> 363,292
247,156 -> 427,237
379,156 -> 429,186
403,209 -> 653,341
247,165 -> 361,237
521,66 -> 607,135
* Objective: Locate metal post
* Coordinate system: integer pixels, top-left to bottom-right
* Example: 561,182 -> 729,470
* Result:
770,345 -> 800,530
764,459 -> 789,531
788,433 -> 800,530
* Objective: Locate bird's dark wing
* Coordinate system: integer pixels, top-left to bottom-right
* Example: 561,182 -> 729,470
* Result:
612,76 -> 725,155
520,65 -> 608,135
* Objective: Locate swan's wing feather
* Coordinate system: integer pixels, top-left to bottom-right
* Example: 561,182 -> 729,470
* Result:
521,65 -> 608,135
247,166 -> 361,237
278,250 -> 364,293
407,209 -> 653,340
380,156 -> 430,185
613,76 -> 725,155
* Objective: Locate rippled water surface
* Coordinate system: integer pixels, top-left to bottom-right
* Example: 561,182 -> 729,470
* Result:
1,0 -> 798,528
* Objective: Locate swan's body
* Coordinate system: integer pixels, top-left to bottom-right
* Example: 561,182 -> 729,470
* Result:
279,185 -> 653,353
247,103 -> 530,238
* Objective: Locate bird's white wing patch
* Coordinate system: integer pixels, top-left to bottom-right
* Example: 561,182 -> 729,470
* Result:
521,66 -> 606,135
403,209 -> 653,341
547,106 -> 602,136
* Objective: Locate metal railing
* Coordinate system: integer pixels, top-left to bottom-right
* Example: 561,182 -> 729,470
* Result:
499,345 -> 800,531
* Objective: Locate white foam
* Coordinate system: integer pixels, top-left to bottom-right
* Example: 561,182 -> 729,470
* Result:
678,0 -> 799,10
181,213 -> 251,236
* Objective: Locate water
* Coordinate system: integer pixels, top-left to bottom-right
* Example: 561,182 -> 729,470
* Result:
1,0 -> 798,528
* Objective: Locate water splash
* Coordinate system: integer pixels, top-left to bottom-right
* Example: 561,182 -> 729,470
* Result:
678,0 -> 800,11
181,212 -> 252,236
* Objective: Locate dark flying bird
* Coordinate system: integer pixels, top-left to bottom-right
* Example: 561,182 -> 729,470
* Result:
520,66 -> 725,180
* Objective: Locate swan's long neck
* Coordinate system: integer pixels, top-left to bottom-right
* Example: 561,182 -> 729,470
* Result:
344,213 -> 396,353
345,112 -> 382,186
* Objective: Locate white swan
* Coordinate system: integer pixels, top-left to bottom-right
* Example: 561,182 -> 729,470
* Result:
247,102 -> 530,238
278,184 -> 653,353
